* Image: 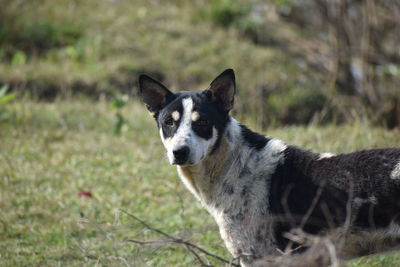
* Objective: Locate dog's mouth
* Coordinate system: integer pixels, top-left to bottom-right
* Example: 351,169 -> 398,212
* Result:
172,159 -> 187,165
170,155 -> 198,166
171,159 -> 194,166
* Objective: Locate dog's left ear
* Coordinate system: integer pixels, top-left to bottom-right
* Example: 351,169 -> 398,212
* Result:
138,75 -> 173,115
206,69 -> 236,112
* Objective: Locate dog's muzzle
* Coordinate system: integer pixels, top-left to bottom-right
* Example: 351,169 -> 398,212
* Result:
172,146 -> 190,165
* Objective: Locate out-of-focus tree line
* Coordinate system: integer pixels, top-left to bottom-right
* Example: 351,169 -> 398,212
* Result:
272,0 -> 400,128
0,0 -> 399,128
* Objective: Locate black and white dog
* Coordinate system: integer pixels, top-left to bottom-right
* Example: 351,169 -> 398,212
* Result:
138,69 -> 400,266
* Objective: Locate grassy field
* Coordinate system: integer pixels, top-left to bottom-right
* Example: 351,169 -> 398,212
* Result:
1,99 -> 400,266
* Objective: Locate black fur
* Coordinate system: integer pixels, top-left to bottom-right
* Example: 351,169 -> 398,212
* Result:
240,125 -> 270,150
269,146 -> 400,250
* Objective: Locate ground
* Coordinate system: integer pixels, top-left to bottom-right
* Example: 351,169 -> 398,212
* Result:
0,99 -> 399,266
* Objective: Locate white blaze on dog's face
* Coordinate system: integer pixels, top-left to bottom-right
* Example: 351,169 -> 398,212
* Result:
159,97 -> 218,165
138,69 -> 236,165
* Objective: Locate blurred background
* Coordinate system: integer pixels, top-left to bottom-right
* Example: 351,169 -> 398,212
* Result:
1,0 -> 399,128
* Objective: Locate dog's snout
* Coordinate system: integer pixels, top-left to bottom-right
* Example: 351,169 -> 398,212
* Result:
173,146 -> 190,164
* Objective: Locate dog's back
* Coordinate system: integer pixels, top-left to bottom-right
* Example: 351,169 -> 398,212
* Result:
269,146 -> 400,250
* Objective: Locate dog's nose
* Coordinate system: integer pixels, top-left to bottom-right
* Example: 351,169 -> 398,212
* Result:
173,146 -> 190,164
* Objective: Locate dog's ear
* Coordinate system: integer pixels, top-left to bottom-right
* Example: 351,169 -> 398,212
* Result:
206,69 -> 236,112
138,75 -> 173,115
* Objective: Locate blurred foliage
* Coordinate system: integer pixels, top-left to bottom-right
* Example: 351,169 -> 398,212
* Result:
0,84 -> 16,105
0,0 -> 84,57
0,84 -> 17,122
0,0 -> 399,128
112,94 -> 129,135
200,0 -> 262,36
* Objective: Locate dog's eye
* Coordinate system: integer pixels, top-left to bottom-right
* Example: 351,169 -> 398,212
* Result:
197,119 -> 209,126
164,117 -> 174,126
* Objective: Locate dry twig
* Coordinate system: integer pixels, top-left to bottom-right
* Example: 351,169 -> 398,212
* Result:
120,209 -> 239,267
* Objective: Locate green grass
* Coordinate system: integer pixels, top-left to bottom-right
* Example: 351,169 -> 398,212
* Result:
0,99 -> 399,266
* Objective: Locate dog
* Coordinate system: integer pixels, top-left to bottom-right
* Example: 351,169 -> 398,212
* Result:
138,69 -> 400,266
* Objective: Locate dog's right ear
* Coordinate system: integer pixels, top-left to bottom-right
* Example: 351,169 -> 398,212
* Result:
138,75 -> 173,116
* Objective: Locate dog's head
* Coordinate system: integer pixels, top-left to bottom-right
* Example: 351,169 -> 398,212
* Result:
138,69 -> 235,165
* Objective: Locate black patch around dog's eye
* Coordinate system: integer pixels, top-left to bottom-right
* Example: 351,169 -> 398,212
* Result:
161,123 -> 175,138
164,116 -> 174,126
196,119 -> 209,126
190,111 -> 213,139
158,105 -> 182,139
192,122 -> 213,139
186,91 -> 231,150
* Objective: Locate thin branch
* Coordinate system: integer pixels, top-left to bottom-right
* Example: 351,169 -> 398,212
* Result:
324,239 -> 339,267
184,244 -> 213,267
299,183 -> 325,229
126,239 -> 173,245
120,209 -> 239,267
126,238 -> 213,266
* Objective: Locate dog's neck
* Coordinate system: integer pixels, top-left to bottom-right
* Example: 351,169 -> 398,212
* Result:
177,118 -> 253,206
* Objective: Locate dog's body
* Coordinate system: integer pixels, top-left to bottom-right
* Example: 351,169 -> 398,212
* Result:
139,69 -> 400,265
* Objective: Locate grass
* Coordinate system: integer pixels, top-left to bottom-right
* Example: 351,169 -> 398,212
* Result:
0,99 -> 400,266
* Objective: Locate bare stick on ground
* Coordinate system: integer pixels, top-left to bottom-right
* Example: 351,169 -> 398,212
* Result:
120,209 -> 240,267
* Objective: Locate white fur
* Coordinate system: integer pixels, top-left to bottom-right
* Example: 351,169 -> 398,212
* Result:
390,160 -> 400,180
318,152 -> 335,160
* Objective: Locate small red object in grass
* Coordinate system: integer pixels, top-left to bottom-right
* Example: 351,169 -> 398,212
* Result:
78,191 -> 93,198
